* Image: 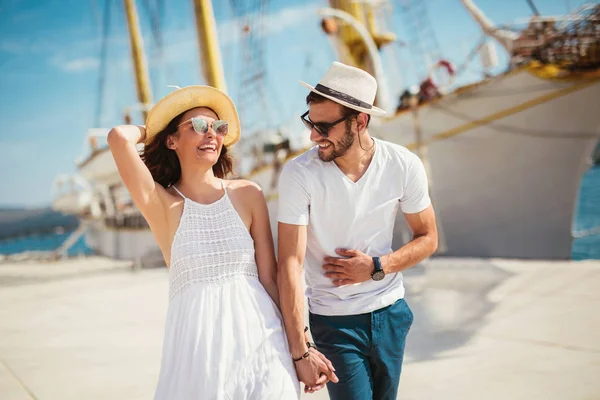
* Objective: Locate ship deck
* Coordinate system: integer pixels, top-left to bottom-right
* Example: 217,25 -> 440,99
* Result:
1,256 -> 599,399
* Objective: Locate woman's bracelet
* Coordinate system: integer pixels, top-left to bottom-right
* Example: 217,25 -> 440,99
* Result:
292,350 -> 310,362
291,326 -> 318,362
292,327 -> 312,362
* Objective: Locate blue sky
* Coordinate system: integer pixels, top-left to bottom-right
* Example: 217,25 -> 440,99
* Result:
0,0 -> 589,207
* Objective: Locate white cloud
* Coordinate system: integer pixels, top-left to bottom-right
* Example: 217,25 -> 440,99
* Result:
51,56 -> 99,73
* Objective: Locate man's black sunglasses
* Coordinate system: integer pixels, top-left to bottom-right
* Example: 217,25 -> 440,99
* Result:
300,110 -> 353,138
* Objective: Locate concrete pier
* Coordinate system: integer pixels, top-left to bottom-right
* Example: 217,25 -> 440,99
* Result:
1,257 -> 599,399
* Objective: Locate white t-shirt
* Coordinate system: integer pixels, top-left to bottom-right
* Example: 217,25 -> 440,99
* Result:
277,138 -> 431,316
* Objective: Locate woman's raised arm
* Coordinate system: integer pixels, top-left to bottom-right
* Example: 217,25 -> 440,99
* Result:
107,125 -> 166,217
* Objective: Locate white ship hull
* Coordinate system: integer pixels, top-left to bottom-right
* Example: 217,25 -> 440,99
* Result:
254,69 -> 600,259
85,219 -> 164,266
379,69 -> 599,259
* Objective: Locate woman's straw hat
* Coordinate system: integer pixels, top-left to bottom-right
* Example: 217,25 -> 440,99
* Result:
145,85 -> 241,147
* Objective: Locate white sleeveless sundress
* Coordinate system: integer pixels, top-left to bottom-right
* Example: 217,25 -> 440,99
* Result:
154,181 -> 300,399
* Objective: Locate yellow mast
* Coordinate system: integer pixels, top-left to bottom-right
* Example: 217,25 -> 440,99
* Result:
123,0 -> 153,121
328,0 -> 395,72
192,0 -> 227,91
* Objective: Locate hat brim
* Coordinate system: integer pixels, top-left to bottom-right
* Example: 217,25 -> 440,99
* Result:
299,81 -> 386,117
145,85 -> 241,147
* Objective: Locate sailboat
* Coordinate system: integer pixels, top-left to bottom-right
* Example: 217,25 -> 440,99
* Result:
52,0 -> 600,263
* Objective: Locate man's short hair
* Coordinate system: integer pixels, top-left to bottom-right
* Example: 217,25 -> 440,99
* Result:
306,91 -> 371,128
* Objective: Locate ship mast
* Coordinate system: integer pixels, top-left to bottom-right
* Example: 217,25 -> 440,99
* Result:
327,0 -> 395,74
321,0 -> 395,111
123,0 -> 153,121
192,0 -> 227,91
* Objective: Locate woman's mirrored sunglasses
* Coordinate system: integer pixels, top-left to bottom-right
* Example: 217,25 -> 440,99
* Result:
178,117 -> 228,137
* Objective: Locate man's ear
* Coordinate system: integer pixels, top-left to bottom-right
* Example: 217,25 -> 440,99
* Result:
357,112 -> 369,133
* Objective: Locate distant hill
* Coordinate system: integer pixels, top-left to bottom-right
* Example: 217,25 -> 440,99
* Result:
0,207 -> 79,239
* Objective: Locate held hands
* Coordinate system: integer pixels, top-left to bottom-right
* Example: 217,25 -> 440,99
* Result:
294,346 -> 338,394
323,248 -> 374,286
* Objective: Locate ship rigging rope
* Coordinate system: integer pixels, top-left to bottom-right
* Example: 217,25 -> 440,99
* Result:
430,102 -> 600,140
525,0 -> 541,16
453,34 -> 488,79
228,0 -> 273,132
141,0 -> 163,52
141,0 -> 166,92
95,0 -> 112,128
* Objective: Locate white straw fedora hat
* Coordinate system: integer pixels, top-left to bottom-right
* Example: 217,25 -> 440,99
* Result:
300,61 -> 386,117
145,85 -> 241,147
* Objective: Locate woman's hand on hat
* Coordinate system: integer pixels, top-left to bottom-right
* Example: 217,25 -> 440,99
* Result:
135,125 -> 147,144
108,125 -> 147,146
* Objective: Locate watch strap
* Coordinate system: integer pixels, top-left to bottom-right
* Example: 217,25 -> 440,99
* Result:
373,256 -> 382,273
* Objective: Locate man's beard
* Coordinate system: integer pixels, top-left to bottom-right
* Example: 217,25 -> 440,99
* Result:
318,124 -> 355,162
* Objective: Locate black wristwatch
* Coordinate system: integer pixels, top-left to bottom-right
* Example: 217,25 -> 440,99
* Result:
372,256 -> 385,281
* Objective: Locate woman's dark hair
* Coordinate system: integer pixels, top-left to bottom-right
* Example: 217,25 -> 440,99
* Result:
141,110 -> 234,188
